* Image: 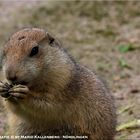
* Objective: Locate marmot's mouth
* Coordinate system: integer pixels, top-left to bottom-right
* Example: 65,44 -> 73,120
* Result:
11,81 -> 29,86
18,81 -> 29,85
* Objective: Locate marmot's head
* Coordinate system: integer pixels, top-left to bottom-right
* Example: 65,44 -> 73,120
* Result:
2,28 -> 73,91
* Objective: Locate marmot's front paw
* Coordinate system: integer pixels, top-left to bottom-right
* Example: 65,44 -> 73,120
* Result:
9,85 -> 29,99
0,81 -> 11,98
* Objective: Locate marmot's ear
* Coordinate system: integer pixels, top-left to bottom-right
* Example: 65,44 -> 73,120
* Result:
39,32 -> 61,47
46,33 -> 60,47
47,33 -> 55,45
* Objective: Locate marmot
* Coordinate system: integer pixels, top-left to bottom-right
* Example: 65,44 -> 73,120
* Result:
0,28 -> 116,140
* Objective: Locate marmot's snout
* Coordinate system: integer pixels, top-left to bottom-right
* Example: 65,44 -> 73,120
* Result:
5,64 -> 28,86
6,67 -> 17,83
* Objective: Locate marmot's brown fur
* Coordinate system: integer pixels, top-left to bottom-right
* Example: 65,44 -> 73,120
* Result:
0,28 -> 116,140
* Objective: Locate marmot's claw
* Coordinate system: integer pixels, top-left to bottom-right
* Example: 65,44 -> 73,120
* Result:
9,92 -> 27,99
9,85 -> 29,99
0,92 -> 10,98
0,81 -> 12,91
0,82 -> 6,88
10,85 -> 29,93
0,82 -> 10,98
0,87 -> 7,92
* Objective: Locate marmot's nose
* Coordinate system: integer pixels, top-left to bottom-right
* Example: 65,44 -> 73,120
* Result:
6,70 -> 17,83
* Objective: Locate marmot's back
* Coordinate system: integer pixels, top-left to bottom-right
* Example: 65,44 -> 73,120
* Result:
0,28 -> 116,140
70,65 -> 116,140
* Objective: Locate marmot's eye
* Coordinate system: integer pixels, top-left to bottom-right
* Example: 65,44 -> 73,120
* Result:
30,46 -> 39,57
